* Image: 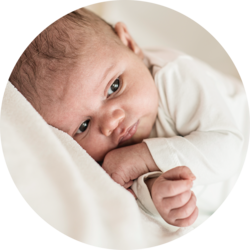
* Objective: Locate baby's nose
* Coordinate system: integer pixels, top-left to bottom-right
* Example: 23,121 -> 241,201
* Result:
100,109 -> 125,137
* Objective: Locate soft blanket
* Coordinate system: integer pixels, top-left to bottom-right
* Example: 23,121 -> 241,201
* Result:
1,81 -> 199,249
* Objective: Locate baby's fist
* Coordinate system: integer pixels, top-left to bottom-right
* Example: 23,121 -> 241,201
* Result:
150,166 -> 198,227
102,143 -> 158,189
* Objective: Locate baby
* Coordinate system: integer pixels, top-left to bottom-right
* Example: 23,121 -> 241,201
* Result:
9,8 -> 248,227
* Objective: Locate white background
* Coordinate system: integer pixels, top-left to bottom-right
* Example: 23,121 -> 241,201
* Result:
86,1 -> 242,80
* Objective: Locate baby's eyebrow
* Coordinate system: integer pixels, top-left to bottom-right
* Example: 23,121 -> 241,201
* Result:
101,64 -> 114,80
99,63 -> 115,88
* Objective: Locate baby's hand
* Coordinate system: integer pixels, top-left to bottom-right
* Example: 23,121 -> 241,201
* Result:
102,142 -> 159,190
146,166 -> 198,227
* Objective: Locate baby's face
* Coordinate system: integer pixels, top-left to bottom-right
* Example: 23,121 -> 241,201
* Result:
45,40 -> 158,161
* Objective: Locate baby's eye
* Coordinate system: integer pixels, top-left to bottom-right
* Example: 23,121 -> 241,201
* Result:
76,119 -> 90,134
107,78 -> 120,96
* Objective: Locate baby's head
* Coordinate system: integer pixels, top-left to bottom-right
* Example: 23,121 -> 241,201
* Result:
10,8 -> 158,161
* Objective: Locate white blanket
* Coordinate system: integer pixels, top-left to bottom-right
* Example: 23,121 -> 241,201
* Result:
1,81 -> 201,249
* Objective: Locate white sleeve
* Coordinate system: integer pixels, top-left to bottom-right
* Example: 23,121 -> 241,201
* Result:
144,56 -> 246,186
131,172 -> 185,233
131,171 -> 162,216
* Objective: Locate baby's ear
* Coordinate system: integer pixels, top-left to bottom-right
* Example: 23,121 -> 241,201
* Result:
114,22 -> 144,59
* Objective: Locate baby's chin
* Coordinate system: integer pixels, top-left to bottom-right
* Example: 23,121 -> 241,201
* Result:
118,139 -> 137,148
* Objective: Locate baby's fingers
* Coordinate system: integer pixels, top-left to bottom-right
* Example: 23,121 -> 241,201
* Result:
123,180 -> 133,189
173,207 -> 199,227
168,191 -> 198,226
162,190 -> 192,212
127,188 -> 137,199
162,166 -> 196,181
154,178 -> 193,198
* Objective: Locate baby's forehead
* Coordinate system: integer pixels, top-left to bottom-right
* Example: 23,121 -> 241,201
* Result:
50,32 -> 129,105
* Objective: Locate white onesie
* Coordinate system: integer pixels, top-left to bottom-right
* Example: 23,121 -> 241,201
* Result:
132,48 -> 249,218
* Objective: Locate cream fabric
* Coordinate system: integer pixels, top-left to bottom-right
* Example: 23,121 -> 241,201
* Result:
1,81 -> 195,249
132,49 -> 249,216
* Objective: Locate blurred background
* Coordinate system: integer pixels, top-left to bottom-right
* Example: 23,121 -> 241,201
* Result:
86,1 -> 240,80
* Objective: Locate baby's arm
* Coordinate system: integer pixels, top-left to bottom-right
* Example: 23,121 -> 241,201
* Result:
145,166 -> 198,227
102,142 -> 159,189
103,146 -> 198,227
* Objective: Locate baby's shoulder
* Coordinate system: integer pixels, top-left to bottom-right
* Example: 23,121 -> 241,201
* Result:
144,48 -> 184,65
143,48 -> 185,77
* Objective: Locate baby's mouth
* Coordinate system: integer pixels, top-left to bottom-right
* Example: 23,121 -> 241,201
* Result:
118,120 -> 139,145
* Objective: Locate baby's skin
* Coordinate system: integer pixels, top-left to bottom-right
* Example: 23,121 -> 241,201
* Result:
102,142 -> 198,227
41,21 -> 198,227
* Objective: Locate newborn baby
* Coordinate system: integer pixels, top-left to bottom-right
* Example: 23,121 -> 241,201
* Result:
9,8 -> 248,227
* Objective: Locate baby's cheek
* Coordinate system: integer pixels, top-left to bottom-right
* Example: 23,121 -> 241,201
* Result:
131,128 -> 149,144
133,130 -> 146,142
75,137 -> 111,162
123,127 -> 149,146
137,121 -> 153,139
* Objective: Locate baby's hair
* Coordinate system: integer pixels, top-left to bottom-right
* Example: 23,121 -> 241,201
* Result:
9,8 -> 118,113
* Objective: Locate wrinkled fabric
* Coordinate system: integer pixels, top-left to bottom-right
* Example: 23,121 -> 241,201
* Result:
132,49 -> 249,217
1,81 -> 195,249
